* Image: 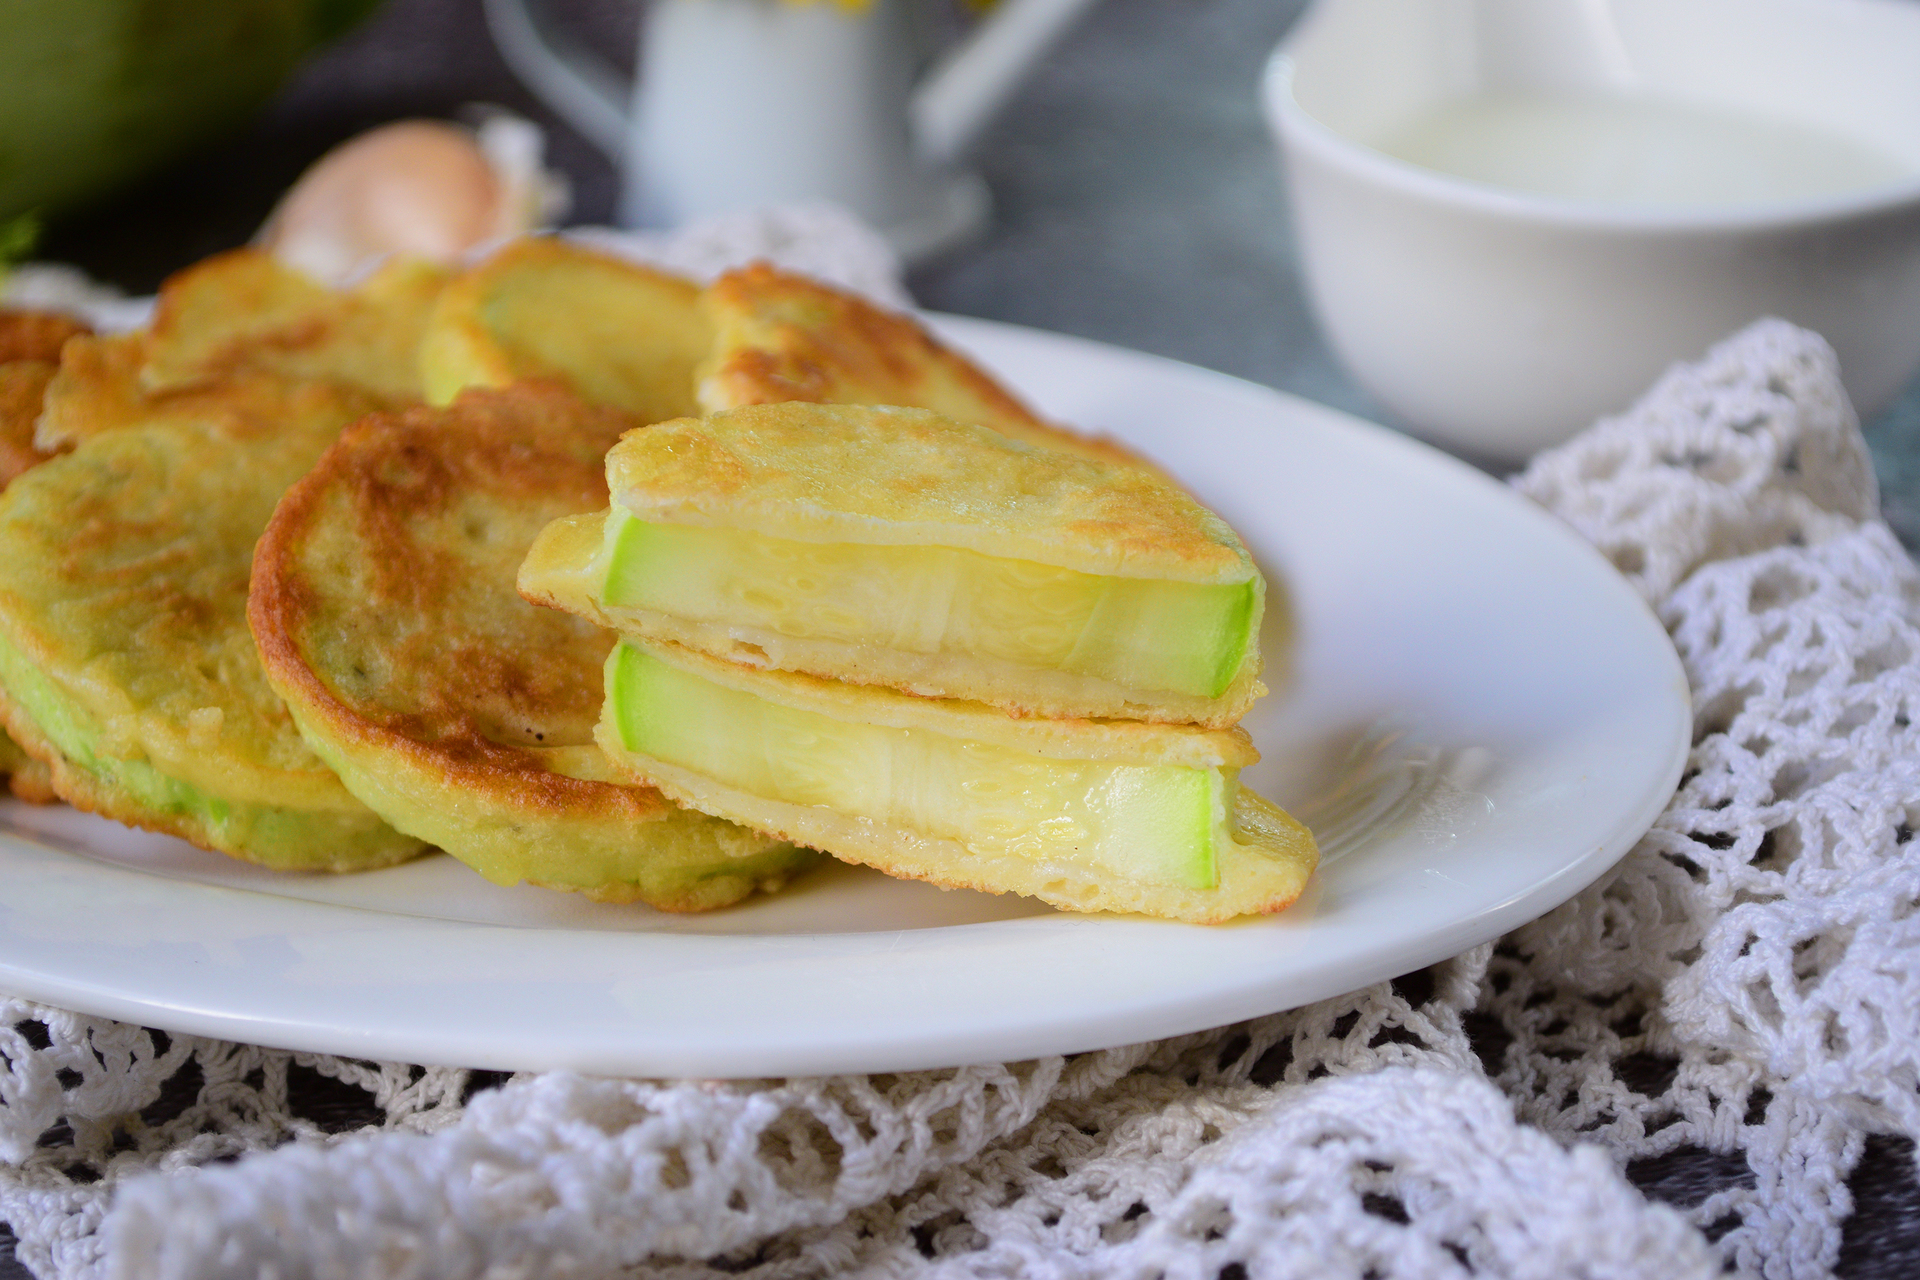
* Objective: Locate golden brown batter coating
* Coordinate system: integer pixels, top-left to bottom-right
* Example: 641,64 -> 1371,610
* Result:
418,236 -> 711,425
0,361 -> 57,492
251,382 -> 817,909
0,308 -> 90,488
0,309 -> 90,802
141,248 -> 447,403
699,261 -> 1146,468
0,366 -> 420,867
522,402 -> 1269,726
607,403 -> 1256,583
0,309 -> 89,365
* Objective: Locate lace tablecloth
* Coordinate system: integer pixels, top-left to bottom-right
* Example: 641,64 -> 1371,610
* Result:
2,218 -> 1916,1277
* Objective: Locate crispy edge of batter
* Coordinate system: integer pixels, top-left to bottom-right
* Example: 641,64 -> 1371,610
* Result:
249,383 -> 814,909
698,261 -> 1151,470
250,385 -> 657,819
0,720 -> 52,803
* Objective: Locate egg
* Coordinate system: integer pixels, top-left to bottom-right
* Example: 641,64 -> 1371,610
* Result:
257,116 -> 568,284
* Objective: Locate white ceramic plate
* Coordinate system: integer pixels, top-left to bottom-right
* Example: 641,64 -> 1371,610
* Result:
0,318 -> 1690,1077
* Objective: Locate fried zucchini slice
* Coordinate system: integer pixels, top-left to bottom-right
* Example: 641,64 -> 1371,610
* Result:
0,728 -> 51,804
0,309 -> 89,485
140,248 -> 448,402
36,328 -> 380,459
594,638 -> 1316,923
0,310 -> 90,803
698,261 -> 1146,468
520,403 -> 1266,727
31,330 -> 148,452
0,308 -> 89,419
250,382 -> 817,909
418,237 -> 710,424
0,372 -> 423,869
0,361 -> 59,492
1,357 -> 60,489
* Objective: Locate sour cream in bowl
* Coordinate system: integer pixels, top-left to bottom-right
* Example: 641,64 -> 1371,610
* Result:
1265,0 -> 1920,464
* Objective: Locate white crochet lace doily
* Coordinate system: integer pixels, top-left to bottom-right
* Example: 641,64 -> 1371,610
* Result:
2,213 -> 1916,1279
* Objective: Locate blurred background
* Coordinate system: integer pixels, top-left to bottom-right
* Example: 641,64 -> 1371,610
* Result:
28,0 -> 1917,547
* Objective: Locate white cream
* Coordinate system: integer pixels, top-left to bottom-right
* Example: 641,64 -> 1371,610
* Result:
1377,92 -> 1914,208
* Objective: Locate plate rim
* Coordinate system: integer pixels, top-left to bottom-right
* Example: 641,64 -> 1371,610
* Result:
0,315 -> 1692,1076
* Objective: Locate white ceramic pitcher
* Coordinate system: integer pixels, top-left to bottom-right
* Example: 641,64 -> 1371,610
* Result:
485,0 -> 1101,258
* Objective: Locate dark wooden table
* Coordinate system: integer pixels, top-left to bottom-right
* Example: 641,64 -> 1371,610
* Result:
8,0 -> 1919,1274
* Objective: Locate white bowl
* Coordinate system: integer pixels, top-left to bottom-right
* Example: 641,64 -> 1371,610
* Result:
1265,0 -> 1920,463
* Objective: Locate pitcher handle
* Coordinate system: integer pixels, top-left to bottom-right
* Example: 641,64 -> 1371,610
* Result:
911,0 -> 1105,169
482,0 -> 631,158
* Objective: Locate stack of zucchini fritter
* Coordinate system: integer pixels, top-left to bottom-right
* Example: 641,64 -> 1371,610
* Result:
0,237 -> 1317,920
